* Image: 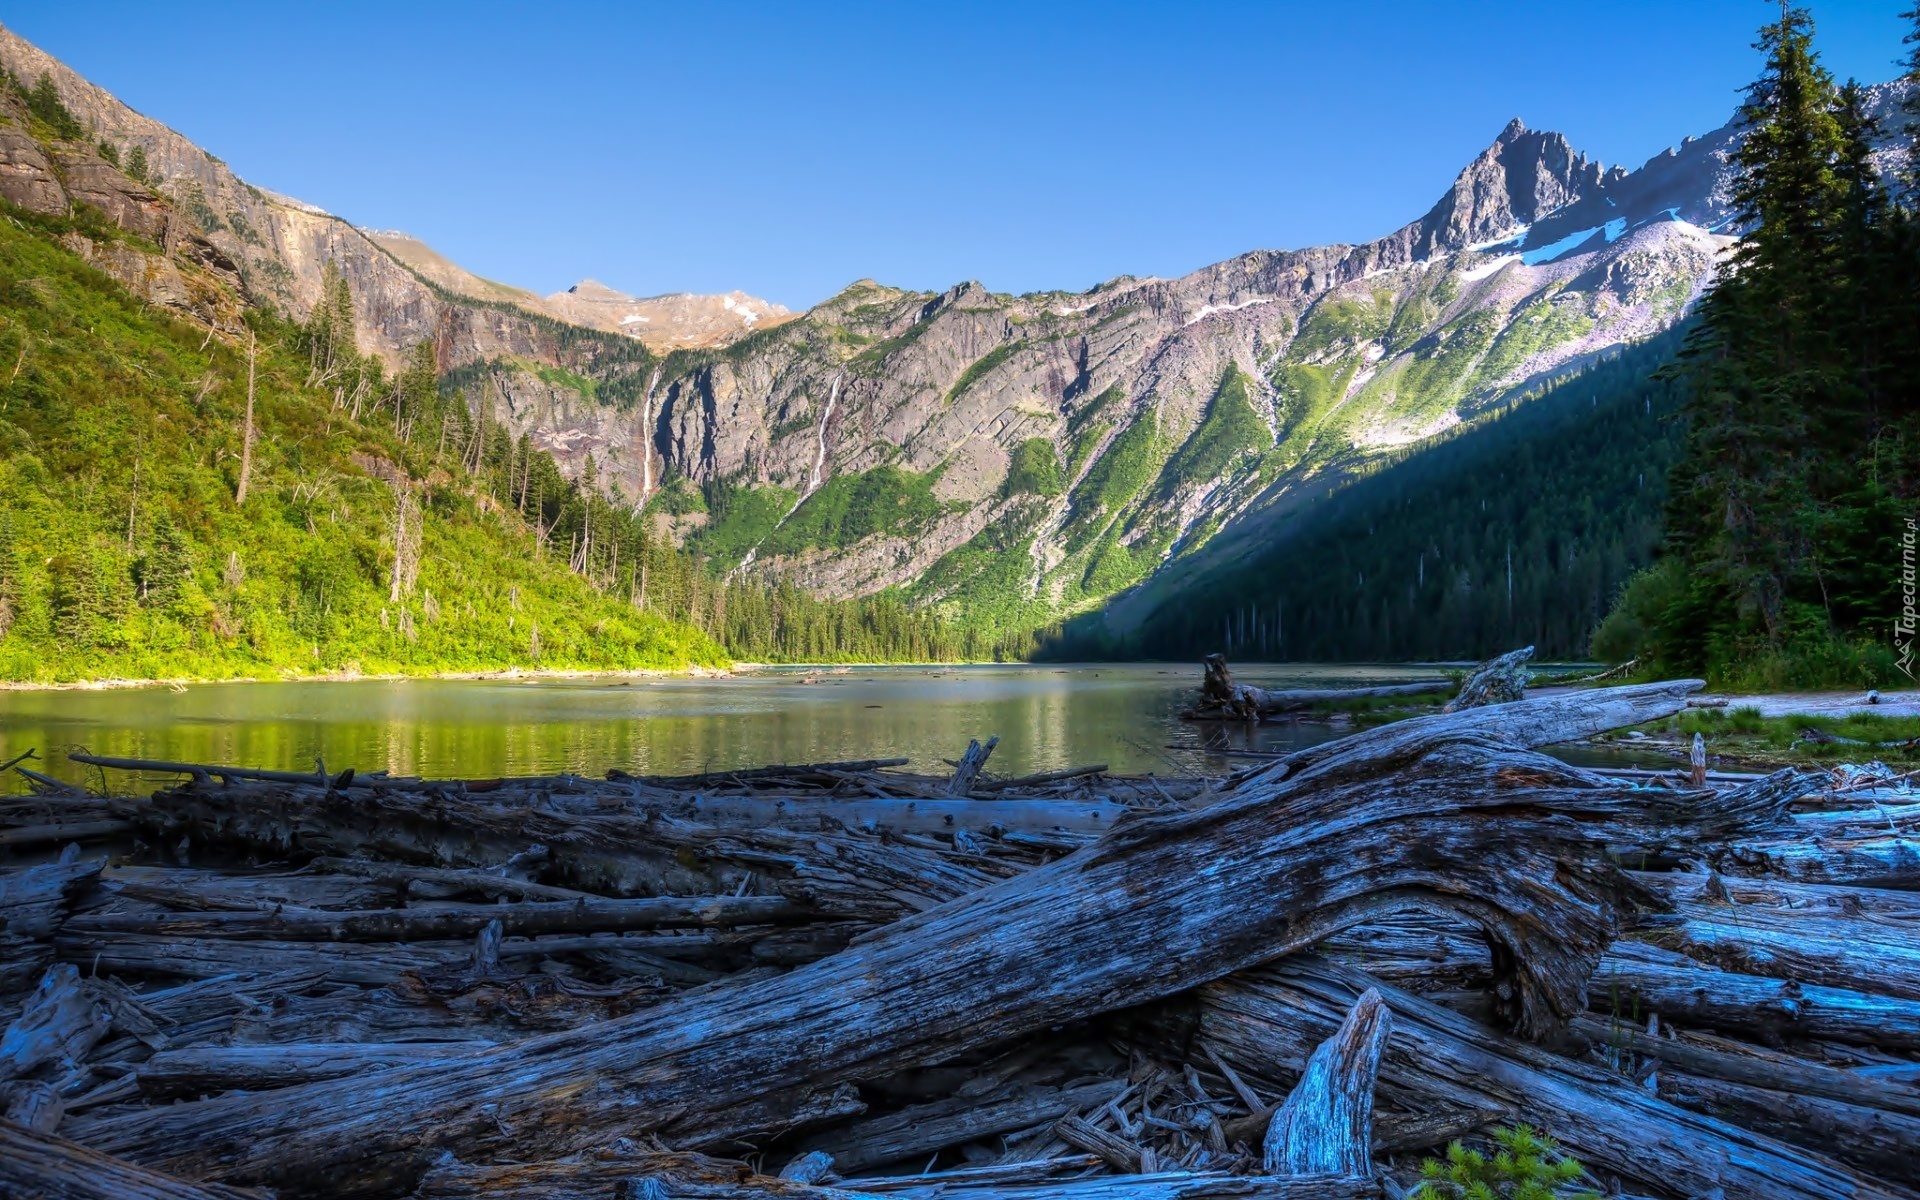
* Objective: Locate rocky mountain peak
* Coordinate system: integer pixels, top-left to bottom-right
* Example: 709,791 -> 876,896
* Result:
1407,118 -> 1608,259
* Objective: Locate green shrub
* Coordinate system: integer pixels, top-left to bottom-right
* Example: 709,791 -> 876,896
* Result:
1003,438 -> 1064,497
1412,1125 -> 1599,1200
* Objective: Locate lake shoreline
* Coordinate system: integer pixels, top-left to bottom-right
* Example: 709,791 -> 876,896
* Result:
0,663 -> 745,694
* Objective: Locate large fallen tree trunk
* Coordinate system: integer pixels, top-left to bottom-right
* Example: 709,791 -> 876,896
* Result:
0,1121 -> 267,1200
1227,679 -> 1704,789
1171,957 -> 1909,1200
84,687 -> 1787,1197
61,894 -> 806,942
125,786 -> 999,921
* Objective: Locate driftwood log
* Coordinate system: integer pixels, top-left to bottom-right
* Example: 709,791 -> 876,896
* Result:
1167,957 -> 1911,1200
80,687 -> 1740,1194
11,677 -> 1919,1200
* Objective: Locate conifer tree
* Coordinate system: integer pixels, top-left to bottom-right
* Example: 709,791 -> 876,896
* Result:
1642,6 -> 1920,685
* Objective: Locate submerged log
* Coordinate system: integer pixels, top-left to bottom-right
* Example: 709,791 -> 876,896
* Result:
1186,655 -> 1450,721
84,689 -> 1766,1195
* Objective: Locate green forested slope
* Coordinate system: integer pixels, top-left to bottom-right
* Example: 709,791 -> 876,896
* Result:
1602,9 -> 1920,689
1113,330 -> 1688,662
0,206 -> 728,682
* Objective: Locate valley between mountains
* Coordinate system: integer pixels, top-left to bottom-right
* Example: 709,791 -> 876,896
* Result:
0,20 -> 1907,667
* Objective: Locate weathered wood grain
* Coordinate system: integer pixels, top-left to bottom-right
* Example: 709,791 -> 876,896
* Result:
1261,989 -> 1389,1178
0,1122 -> 268,1199
63,894 -> 805,942
1181,957 -> 1908,1200
85,697 -> 1762,1196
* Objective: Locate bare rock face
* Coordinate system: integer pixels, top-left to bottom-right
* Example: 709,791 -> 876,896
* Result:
49,148 -> 169,241
0,124 -> 63,213
1410,120 -> 1609,257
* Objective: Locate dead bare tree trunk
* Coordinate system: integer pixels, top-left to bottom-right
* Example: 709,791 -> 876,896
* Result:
233,330 -> 255,505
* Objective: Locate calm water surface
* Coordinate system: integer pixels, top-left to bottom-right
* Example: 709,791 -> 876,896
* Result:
0,663 -> 1461,791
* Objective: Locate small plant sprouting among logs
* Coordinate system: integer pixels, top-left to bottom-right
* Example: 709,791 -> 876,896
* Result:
1410,1125 -> 1602,1200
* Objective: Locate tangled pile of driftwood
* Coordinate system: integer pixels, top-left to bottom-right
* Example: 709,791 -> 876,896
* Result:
3,680 -> 1919,1199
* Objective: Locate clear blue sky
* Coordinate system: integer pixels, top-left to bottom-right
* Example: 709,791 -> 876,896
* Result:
5,2 -> 1911,309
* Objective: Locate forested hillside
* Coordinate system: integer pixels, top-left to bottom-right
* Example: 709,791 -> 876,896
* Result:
1107,330 -> 1687,662
0,75 -> 985,682
1594,7 -> 1920,689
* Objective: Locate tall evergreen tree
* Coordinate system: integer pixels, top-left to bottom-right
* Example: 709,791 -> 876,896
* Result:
1638,6 -> 1920,687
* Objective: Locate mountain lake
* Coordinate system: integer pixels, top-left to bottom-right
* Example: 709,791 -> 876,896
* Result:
0,662 -> 1673,793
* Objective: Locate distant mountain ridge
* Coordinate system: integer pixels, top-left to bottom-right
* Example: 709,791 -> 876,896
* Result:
3,19 -> 1907,650
0,25 -> 782,361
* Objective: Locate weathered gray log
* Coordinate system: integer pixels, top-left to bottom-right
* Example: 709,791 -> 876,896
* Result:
0,855 -> 103,998
800,1081 -> 1123,1175
776,1150 -> 834,1184
947,736 -> 999,796
82,693 -> 1773,1196
1655,1069 -> 1920,1186
1230,678 -> 1704,789
610,758 -> 912,788
1261,989 -> 1389,1179
1179,957 -> 1907,1200
63,895 -> 805,942
130,783 -> 996,920
1440,646 -> 1533,713
129,1042 -> 494,1097
1052,1115 -> 1143,1172
1634,871 -> 1920,920
0,818 -> 133,848
1568,1015 -> 1920,1120
975,764 -> 1110,790
55,933 -> 474,985
0,1122 -> 269,1199
1317,906 -> 1920,1052
1635,902 -> 1920,1002
70,751 -> 332,787
308,857 -> 598,902
1717,828 -> 1920,886
1592,940 -> 1920,1051
0,965 -> 112,1082
0,855 -> 104,939
107,864 -> 392,911
3,1077 -> 64,1132
634,793 -> 1125,836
